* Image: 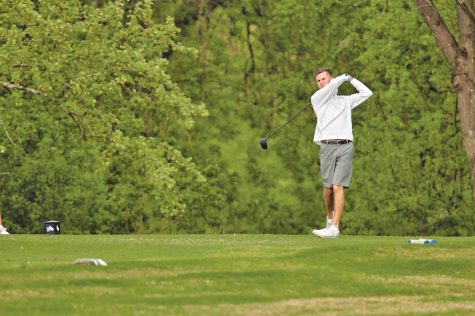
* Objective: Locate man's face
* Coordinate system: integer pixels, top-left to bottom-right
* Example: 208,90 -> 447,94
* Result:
316,71 -> 333,89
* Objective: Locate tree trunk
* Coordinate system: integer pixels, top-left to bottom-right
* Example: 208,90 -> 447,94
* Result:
415,0 -> 475,202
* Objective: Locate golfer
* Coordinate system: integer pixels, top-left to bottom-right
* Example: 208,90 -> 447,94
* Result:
310,68 -> 372,238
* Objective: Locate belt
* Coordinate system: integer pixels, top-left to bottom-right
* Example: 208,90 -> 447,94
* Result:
321,139 -> 352,145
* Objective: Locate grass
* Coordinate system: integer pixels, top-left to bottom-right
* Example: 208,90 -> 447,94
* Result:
1,234 -> 475,315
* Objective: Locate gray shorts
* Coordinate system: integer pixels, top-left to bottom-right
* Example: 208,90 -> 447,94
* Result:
319,142 -> 354,188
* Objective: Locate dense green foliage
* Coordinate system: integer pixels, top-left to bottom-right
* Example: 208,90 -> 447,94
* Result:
0,0 -> 207,233
0,0 -> 473,235
1,235 -> 475,315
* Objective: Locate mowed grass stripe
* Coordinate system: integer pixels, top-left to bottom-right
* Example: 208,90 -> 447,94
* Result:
0,235 -> 474,315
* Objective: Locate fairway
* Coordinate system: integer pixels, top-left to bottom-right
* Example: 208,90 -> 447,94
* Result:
1,235 -> 475,315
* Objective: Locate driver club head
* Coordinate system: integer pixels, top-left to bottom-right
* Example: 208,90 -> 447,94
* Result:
259,138 -> 268,150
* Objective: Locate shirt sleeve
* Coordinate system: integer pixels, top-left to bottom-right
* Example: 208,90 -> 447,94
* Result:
311,74 -> 349,111
347,78 -> 373,109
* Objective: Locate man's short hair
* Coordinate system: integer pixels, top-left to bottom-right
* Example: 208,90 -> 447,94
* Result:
314,68 -> 332,78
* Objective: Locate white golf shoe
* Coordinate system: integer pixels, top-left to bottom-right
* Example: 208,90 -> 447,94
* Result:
0,225 -> 9,235
311,218 -> 333,236
314,225 -> 340,238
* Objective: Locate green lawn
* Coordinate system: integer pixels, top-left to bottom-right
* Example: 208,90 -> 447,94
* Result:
1,234 -> 474,315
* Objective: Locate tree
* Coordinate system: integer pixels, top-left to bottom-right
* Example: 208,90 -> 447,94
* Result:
0,0 -> 207,232
415,0 -> 475,202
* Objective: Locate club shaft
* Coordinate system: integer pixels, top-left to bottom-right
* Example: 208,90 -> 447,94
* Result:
265,103 -> 311,140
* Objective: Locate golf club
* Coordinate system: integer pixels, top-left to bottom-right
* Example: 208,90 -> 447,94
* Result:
259,102 -> 311,150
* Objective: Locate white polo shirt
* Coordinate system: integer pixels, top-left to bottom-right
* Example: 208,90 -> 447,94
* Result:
310,74 -> 373,144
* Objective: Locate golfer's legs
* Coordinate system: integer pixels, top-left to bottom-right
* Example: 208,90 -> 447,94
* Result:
320,143 -> 353,227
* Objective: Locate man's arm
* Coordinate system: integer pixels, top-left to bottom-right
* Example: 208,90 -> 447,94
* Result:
347,76 -> 373,109
311,74 -> 350,110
